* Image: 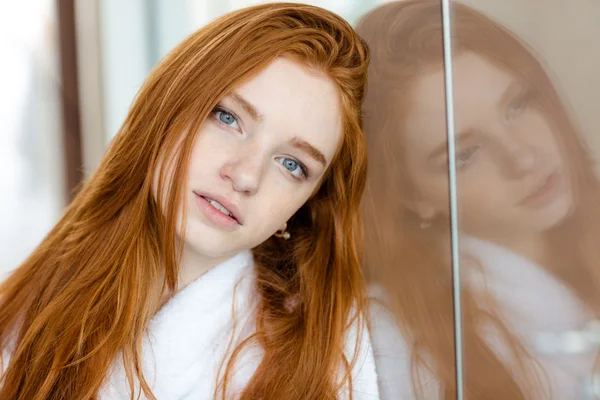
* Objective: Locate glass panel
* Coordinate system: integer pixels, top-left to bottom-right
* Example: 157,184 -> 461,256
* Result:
452,0 -> 600,398
355,1 -> 458,399
0,1 -> 65,276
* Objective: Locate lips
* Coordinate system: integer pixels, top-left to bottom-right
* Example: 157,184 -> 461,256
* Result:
518,171 -> 562,207
192,191 -> 242,224
203,196 -> 235,218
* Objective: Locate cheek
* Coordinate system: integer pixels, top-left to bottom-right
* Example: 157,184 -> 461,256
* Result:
405,153 -> 444,194
256,183 -> 316,227
457,163 -> 508,204
522,114 -> 563,156
269,190 -> 311,217
416,175 -> 501,218
416,167 -> 502,217
412,174 -> 451,212
457,183 -> 500,213
187,128 -> 229,179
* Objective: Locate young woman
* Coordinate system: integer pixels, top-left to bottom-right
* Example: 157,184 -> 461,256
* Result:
357,1 -> 600,399
0,3 -> 380,399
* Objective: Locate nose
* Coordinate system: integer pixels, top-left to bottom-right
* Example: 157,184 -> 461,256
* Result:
498,137 -> 537,179
219,151 -> 264,195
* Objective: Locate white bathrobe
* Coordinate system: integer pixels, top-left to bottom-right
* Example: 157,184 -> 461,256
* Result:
370,236 -> 597,399
99,250 -> 380,399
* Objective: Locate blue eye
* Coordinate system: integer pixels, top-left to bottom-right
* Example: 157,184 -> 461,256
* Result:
456,145 -> 480,168
506,92 -> 531,121
277,157 -> 308,180
213,108 -> 240,131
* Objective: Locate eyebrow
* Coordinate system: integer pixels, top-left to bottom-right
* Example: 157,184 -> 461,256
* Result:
290,137 -> 327,167
498,80 -> 524,108
229,91 -> 264,122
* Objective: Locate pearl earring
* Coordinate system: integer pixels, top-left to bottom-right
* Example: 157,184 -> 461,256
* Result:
274,222 -> 291,240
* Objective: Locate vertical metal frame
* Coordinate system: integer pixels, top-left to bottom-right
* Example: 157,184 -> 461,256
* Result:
440,0 -> 464,398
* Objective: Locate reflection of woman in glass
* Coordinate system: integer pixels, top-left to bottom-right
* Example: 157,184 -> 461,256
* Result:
0,4 -> 380,399
357,1 -> 599,399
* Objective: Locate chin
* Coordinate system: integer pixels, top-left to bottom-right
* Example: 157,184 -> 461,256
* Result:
181,219 -> 268,261
530,194 -> 574,232
178,224 -> 237,260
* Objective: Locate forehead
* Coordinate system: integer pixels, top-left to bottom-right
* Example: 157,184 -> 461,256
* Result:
234,57 -> 343,163
404,52 -> 515,153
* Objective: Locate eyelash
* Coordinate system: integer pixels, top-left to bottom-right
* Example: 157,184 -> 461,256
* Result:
277,157 -> 310,181
506,90 -> 532,119
455,145 -> 481,168
211,106 -> 242,131
210,105 -> 310,181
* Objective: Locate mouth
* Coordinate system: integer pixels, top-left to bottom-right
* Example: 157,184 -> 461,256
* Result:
203,196 -> 236,219
193,191 -> 242,225
518,170 -> 562,207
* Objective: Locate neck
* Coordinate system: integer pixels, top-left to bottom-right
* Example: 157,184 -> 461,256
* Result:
156,239 -> 238,311
177,241 -> 235,290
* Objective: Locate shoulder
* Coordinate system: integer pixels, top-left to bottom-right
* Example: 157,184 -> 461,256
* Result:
366,283 -> 441,399
340,304 -> 381,399
100,251 -> 259,399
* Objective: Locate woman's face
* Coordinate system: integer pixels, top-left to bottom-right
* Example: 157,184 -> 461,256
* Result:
178,57 -> 342,262
402,52 -> 573,239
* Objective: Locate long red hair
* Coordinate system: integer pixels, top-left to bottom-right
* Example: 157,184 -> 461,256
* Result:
358,1 -> 600,399
0,3 -> 370,399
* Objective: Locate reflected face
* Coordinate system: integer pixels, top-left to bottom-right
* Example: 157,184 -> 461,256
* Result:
403,52 -> 573,238
176,57 -> 342,262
